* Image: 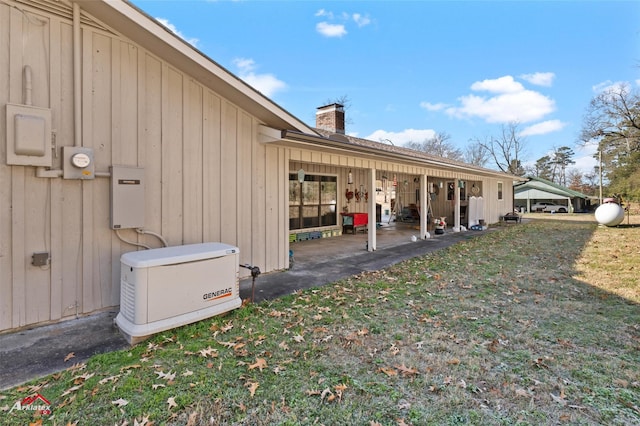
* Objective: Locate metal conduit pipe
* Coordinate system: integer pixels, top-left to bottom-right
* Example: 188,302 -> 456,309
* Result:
73,2 -> 81,147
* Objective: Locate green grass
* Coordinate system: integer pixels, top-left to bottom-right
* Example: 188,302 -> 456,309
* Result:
1,217 -> 639,425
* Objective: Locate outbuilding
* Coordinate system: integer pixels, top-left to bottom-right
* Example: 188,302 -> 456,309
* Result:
514,176 -> 593,213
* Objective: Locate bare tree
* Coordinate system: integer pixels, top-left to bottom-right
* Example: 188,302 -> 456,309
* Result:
319,94 -> 354,127
580,83 -> 640,200
405,131 -> 464,161
580,83 -> 640,151
474,122 -> 527,175
463,141 -> 489,167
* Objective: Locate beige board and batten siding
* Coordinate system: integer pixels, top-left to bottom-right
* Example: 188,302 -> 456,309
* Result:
0,2 -> 283,332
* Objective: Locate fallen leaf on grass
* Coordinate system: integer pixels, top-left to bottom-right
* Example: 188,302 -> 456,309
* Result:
249,358 -> 267,372
73,372 -> 95,385
395,364 -> 419,376
198,346 -> 218,358
379,367 -> 398,377
334,383 -> 348,392
246,381 -> 259,397
155,370 -> 176,381
320,387 -> 335,402
111,398 -> 129,407
133,415 -> 150,426
61,385 -> 83,397
167,396 -> 177,410
66,362 -> 86,372
99,375 -> 120,385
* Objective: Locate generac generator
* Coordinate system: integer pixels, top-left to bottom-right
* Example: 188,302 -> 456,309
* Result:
115,243 -> 241,344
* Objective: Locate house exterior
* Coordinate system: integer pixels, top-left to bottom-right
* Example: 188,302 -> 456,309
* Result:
1,0 -> 517,334
514,176 -> 593,213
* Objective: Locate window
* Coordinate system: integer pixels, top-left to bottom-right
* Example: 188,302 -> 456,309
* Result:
289,174 -> 337,230
447,182 -> 455,201
498,182 -> 503,200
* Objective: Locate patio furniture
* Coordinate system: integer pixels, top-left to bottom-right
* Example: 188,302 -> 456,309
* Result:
501,212 -> 521,223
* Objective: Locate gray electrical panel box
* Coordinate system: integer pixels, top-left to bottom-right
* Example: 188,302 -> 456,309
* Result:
110,165 -> 145,229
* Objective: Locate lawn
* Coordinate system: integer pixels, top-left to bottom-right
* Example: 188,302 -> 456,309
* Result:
2,215 -> 639,426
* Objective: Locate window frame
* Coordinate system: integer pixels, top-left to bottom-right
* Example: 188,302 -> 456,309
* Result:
289,173 -> 338,230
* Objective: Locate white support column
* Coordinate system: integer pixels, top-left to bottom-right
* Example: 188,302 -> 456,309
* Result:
454,179 -> 461,230
420,175 -> 428,238
367,168 -> 377,251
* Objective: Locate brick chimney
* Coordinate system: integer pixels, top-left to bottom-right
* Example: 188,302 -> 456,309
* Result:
315,103 -> 345,134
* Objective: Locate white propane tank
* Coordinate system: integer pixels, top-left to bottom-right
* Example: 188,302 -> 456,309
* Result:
595,202 -> 625,227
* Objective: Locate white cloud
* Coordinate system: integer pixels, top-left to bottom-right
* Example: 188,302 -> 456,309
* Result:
446,75 -> 556,123
519,119 -> 567,137
155,18 -> 199,47
315,9 -> 371,36
232,58 -> 287,97
420,101 -> 448,112
470,75 -> 524,94
520,72 -> 555,87
352,13 -> 371,27
316,21 -> 347,37
365,129 -> 437,145
315,9 -> 333,19
592,80 -> 627,93
571,141 -> 599,174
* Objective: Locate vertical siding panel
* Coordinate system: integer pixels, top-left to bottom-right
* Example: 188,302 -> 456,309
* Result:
0,2 -> 12,329
140,54 -> 162,244
237,112 -> 252,265
251,122 -> 267,271
183,80 -> 203,243
202,91 -> 221,243
280,148 -> 290,269
55,22 -> 77,319
10,171 -> 26,327
220,102 -> 237,246
48,18 -> 64,321
264,146 -> 278,271
24,176 -> 50,324
7,8 -> 28,327
83,32 -> 113,312
161,66 -> 184,244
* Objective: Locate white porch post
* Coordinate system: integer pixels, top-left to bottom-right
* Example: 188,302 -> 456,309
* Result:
454,179 -> 461,230
420,175 -> 428,238
367,168 -> 377,252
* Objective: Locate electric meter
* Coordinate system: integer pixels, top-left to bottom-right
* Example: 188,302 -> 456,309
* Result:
71,152 -> 91,168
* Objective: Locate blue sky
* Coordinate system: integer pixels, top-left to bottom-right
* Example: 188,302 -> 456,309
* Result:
132,0 -> 640,174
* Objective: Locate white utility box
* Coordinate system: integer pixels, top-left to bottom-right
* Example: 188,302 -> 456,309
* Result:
115,243 -> 241,344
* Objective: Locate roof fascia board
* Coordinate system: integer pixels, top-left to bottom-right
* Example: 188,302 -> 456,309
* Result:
280,129 -> 517,179
75,0 -> 316,134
